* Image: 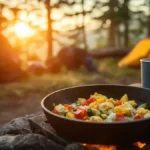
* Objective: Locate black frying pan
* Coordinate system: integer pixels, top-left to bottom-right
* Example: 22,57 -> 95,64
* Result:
41,84 -> 150,145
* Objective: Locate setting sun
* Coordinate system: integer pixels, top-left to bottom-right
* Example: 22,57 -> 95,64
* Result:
14,22 -> 34,38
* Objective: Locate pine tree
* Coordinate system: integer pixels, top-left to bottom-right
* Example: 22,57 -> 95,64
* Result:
92,0 -> 120,48
119,0 -> 130,47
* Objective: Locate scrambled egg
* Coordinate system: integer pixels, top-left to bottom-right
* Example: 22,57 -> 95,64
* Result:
136,108 -> 150,115
99,102 -> 114,114
53,93 -> 150,122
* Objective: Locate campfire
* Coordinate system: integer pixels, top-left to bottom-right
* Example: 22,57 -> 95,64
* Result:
82,141 -> 146,150
134,142 -> 146,149
83,144 -> 117,150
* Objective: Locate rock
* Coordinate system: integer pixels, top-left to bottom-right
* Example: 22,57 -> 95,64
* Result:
0,134 -> 65,150
0,117 -> 31,135
29,114 -> 69,147
65,143 -> 85,150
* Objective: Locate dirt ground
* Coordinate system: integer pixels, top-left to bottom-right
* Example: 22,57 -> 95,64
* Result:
0,58 -> 141,125
0,93 -> 44,125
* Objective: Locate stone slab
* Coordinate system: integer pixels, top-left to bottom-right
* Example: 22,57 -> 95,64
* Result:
29,114 -> 69,147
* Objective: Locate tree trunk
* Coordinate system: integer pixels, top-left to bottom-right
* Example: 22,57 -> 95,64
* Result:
123,0 -> 130,47
81,0 -> 88,50
46,0 -> 53,58
124,20 -> 129,47
116,25 -> 121,48
147,0 -> 150,37
108,21 -> 116,48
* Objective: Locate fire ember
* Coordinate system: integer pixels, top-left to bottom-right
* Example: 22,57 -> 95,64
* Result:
82,141 -> 146,150
134,142 -> 146,149
83,144 -> 116,150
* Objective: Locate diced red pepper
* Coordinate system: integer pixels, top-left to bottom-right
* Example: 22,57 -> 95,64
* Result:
134,114 -> 144,120
116,113 -> 124,118
115,100 -> 122,106
86,97 -> 96,105
53,109 -> 59,114
116,113 -> 126,122
74,108 -> 87,119
80,100 -> 88,106
64,104 -> 69,107
64,104 -> 75,110
68,105 -> 75,111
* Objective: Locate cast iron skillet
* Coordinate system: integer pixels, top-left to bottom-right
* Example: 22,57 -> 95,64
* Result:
41,84 -> 150,145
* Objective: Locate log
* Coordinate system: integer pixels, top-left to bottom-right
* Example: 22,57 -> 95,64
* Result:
88,48 -> 131,59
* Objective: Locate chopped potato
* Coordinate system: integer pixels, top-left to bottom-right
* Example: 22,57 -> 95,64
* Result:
106,98 -> 116,105
89,101 -> 99,109
114,105 -> 132,116
136,108 -> 150,116
126,100 -> 137,108
91,108 -> 100,116
89,116 -> 103,122
66,112 -> 75,119
99,102 -> 114,114
144,113 -> 150,118
120,94 -> 128,102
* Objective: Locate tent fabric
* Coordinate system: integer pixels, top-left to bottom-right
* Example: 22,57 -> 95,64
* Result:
118,38 -> 150,67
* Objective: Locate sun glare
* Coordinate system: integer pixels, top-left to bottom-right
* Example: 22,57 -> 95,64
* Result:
14,22 -> 34,38
51,10 -> 63,20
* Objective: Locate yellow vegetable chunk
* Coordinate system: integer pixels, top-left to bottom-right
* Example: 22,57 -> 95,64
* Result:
91,108 -> 100,116
97,98 -> 106,104
127,100 -> 137,108
93,93 -> 107,102
136,108 -> 150,116
66,112 -> 75,119
54,104 -> 64,112
120,94 -> 128,102
89,116 -> 103,122
89,101 -> 99,109
114,105 -> 132,116
78,98 -> 86,103
106,98 -> 116,105
99,102 -> 114,114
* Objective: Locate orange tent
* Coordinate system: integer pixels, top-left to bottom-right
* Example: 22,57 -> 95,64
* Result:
118,38 -> 150,67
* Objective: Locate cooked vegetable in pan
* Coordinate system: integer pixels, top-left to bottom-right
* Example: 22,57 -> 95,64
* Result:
52,92 -> 150,122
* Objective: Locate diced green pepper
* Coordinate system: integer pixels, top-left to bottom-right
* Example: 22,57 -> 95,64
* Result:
100,114 -> 107,119
76,101 -> 80,106
60,112 -> 67,116
113,98 -> 118,101
87,108 -> 93,117
138,103 -> 150,109
125,117 -> 133,121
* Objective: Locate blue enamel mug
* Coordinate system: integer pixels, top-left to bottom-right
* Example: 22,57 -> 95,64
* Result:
141,58 -> 150,89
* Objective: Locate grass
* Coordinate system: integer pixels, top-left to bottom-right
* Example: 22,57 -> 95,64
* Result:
0,57 -> 141,97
